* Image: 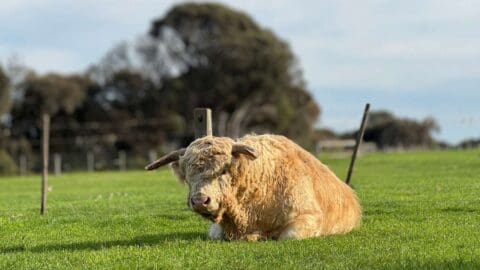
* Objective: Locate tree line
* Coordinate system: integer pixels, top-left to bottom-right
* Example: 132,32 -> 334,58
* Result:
315,110 -> 451,150
0,3 -> 320,174
0,3 -> 452,175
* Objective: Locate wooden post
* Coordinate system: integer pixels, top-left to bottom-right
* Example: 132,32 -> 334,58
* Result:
119,150 -> 127,171
194,108 -> 212,138
87,152 -> 94,172
41,113 -> 50,215
53,153 -> 61,176
346,103 -> 370,186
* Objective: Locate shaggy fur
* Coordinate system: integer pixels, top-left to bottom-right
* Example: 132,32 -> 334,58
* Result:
152,134 -> 361,241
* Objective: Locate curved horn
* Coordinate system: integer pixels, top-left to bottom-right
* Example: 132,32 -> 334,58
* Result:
231,144 -> 258,160
145,148 -> 186,170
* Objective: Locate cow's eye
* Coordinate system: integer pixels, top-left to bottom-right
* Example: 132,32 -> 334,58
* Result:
221,168 -> 228,175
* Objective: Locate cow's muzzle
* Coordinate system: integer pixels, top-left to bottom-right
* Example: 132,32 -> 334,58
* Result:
190,195 -> 211,211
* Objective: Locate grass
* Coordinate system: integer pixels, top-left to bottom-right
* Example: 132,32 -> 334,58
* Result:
1,150 -> 480,269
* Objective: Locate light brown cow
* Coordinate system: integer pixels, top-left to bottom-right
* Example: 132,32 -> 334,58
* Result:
146,134 -> 361,241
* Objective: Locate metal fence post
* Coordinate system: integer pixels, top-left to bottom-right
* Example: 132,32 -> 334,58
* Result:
346,103 -> 370,186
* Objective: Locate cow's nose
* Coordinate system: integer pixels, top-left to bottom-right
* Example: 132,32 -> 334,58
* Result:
190,196 -> 211,207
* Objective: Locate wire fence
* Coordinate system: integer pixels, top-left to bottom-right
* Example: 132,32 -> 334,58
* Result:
11,149 -> 160,176
2,117 -> 187,176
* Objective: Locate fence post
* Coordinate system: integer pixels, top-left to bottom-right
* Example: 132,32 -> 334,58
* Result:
54,153 -> 62,176
345,103 -> 370,186
87,152 -> 94,172
119,150 -> 127,171
41,113 -> 50,215
194,108 -> 212,139
19,154 -> 27,176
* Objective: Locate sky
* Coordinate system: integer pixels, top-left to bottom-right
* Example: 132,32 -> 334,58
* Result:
1,0 -> 479,143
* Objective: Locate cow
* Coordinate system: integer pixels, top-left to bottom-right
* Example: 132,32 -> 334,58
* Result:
146,134 -> 361,241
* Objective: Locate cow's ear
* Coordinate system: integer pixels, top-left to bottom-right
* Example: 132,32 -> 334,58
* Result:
232,144 -> 258,160
170,161 -> 186,184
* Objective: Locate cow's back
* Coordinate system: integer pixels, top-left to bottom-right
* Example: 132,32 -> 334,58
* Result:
237,134 -> 361,236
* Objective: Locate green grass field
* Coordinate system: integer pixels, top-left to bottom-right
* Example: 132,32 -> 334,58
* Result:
1,150 -> 479,269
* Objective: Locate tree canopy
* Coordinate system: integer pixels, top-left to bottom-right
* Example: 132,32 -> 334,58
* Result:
86,3 -> 320,148
341,110 -> 440,149
0,3 -> 323,173
0,66 -> 11,118
148,3 -> 320,147
1,3 -> 452,174
21,73 -> 88,115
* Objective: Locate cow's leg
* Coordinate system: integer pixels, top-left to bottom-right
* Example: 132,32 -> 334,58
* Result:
208,223 -> 225,240
244,231 -> 267,241
278,214 -> 321,240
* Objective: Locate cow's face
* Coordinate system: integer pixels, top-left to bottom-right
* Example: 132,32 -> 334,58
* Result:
170,137 -> 257,221
183,160 -> 231,220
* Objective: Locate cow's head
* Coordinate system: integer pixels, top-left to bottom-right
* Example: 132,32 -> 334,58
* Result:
145,136 -> 258,222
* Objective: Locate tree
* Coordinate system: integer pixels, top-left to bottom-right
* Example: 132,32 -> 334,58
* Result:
23,74 -> 87,115
151,3 -> 320,148
83,70 -> 186,153
10,74 -> 88,152
344,111 -> 440,149
0,66 -> 13,158
89,3 -> 321,148
0,66 -> 11,118
2,3 -> 323,174
458,138 -> 480,149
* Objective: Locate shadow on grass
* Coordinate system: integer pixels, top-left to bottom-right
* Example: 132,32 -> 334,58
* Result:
440,207 -> 478,213
1,232 -> 206,254
384,259 -> 480,270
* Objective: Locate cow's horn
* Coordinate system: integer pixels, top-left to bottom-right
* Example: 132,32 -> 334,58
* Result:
232,144 -> 258,160
145,148 -> 186,170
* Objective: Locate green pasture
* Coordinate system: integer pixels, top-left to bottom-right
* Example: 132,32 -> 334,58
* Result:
1,150 -> 479,269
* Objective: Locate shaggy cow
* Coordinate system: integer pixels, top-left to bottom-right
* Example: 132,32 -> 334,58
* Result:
146,134 -> 361,241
